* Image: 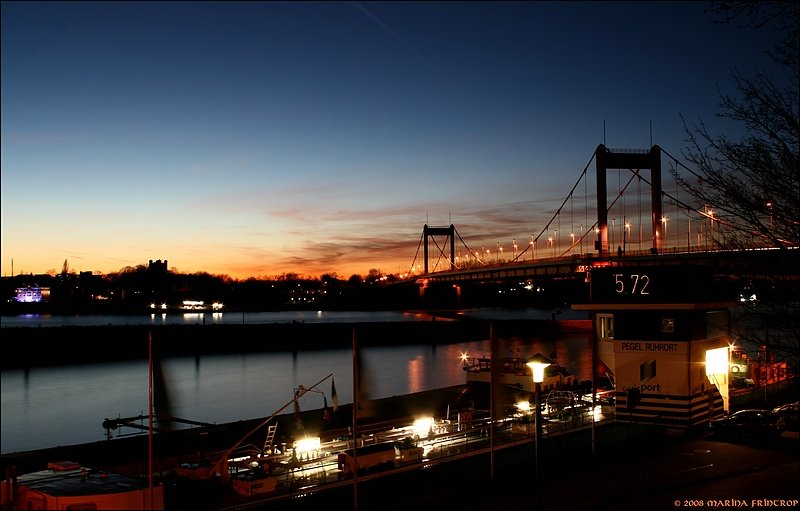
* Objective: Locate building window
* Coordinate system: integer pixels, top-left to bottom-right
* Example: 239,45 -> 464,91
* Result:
598,314 -> 614,340
661,318 -> 675,333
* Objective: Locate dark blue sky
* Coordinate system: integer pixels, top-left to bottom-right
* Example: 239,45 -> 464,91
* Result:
1,1 -> 787,278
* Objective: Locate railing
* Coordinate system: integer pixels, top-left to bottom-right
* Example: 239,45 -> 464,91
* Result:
409,243 -> 793,280
215,395 -> 617,510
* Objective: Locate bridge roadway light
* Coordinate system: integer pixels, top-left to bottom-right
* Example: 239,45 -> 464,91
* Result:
661,216 -> 668,248
766,201 -> 774,227
611,219 -> 616,250
526,353 -> 553,511
624,222 -> 631,254
707,210 -> 715,244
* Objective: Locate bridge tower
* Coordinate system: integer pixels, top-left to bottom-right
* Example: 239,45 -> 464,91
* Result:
595,145 -> 663,257
423,224 -> 455,274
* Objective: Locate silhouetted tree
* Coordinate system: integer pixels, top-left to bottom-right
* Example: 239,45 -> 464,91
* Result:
673,1 -> 799,363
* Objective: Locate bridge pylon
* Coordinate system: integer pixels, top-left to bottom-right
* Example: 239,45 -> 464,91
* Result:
595,144 -> 663,258
423,224 -> 455,274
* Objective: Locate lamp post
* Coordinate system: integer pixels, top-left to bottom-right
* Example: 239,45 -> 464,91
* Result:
554,229 -> 558,256
611,218 -> 616,250
527,353 -> 553,511
624,222 -> 631,255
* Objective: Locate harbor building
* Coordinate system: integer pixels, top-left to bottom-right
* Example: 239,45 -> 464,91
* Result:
573,264 -> 736,430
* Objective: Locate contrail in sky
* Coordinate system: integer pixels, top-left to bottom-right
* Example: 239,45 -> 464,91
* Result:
351,1 -> 443,76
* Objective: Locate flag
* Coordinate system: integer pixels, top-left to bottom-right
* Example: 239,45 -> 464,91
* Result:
331,377 -> 339,412
355,339 -> 376,419
323,396 -> 332,422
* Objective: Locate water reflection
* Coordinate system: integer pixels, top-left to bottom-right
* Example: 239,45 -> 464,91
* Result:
1,332 -> 591,454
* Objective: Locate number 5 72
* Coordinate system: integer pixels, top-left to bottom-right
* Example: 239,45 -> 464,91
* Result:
614,273 -> 650,295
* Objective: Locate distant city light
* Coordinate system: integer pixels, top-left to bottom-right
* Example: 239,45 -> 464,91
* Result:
15,287 -> 48,303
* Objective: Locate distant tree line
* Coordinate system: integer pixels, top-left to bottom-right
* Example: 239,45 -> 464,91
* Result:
0,262 -> 416,314
1,260 -> 584,315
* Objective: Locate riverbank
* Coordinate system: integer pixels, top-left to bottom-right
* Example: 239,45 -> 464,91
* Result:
1,318 -> 586,369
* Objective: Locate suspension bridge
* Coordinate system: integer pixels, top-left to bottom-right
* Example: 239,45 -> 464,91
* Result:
404,143 -> 792,285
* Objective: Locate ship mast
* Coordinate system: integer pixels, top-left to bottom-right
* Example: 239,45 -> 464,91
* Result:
208,372 -> 334,477
147,330 -> 154,510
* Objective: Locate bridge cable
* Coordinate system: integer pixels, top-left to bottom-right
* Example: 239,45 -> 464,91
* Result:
406,230 -> 425,276
557,168 -> 639,257
514,150 -> 598,262
453,226 -> 488,266
620,163 -> 740,235
429,234 -> 456,271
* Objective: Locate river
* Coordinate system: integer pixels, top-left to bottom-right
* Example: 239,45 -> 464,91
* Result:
0,308 -> 591,454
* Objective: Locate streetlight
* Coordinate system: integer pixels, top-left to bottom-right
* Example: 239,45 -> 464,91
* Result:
661,216 -> 668,249
570,232 -> 575,254
611,218 -> 616,251
707,209 -> 715,248
595,227 -> 600,255
766,201 -> 774,228
530,234 -> 535,261
624,222 -> 631,255
526,353 -> 553,511
547,236 -> 554,257
554,229 -> 558,256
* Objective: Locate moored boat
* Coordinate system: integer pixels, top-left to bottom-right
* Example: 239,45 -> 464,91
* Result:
462,355 -> 577,391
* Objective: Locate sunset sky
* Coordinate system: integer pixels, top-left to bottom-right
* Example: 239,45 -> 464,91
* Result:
1,1 -> 786,280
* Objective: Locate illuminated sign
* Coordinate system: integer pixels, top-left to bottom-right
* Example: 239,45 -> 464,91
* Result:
589,266 -> 728,303
615,340 -> 688,395
617,341 -> 685,354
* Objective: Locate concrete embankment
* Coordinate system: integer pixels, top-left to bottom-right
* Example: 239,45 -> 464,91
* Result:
0,317 -> 576,369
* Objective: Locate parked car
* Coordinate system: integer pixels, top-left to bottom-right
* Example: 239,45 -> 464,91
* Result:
709,409 -> 785,438
730,376 -> 755,388
772,401 -> 799,430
